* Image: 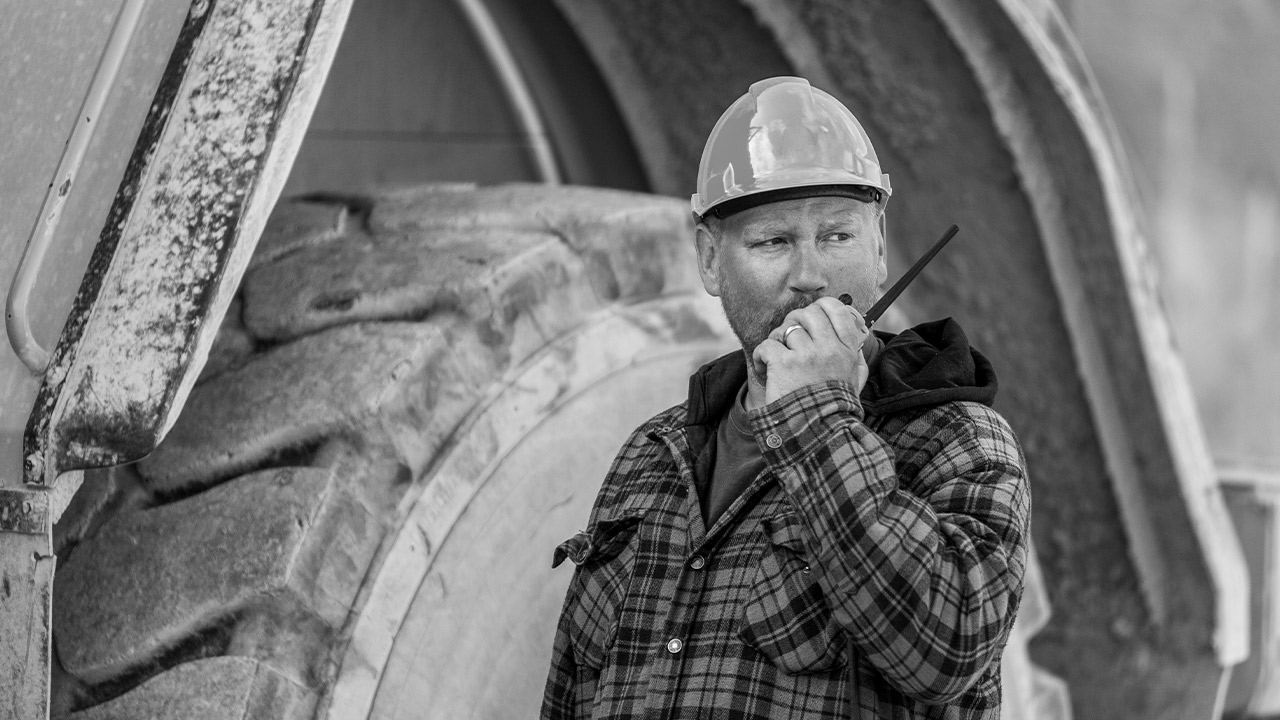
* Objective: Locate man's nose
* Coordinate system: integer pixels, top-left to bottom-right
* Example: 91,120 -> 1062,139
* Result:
789,243 -> 827,293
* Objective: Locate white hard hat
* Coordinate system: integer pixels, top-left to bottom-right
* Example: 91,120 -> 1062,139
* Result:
691,76 -> 891,220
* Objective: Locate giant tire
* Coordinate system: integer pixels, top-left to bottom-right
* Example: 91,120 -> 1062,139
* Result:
48,183 -> 1060,719
49,183 -> 733,718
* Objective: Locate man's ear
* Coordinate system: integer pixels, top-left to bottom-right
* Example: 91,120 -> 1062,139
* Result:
694,222 -> 723,297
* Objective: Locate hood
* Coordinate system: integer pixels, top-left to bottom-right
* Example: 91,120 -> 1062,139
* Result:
684,317 -> 997,427
861,317 -> 998,415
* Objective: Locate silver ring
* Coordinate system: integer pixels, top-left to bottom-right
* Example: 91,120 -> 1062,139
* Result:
782,324 -> 804,345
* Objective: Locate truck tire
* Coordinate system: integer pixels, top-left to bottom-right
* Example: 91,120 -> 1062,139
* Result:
49,183 -> 736,719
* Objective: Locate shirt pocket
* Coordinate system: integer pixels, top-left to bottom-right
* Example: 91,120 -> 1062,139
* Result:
553,513 -> 645,670
737,511 -> 847,675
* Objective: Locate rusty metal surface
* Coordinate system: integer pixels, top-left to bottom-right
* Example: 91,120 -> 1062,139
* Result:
22,0 -> 352,492
0,488 -> 51,536
0,485 -> 54,720
0,527 -> 54,720
0,0 -> 193,493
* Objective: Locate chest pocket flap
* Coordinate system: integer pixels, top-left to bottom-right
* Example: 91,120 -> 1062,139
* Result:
553,514 -> 645,568
553,513 -> 646,669
739,510 -> 846,675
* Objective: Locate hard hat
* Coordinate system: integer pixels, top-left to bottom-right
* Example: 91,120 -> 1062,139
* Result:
691,76 -> 891,220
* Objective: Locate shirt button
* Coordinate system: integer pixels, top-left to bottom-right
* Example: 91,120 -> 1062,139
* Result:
765,433 -> 782,449
666,637 -> 684,654
689,555 -> 706,570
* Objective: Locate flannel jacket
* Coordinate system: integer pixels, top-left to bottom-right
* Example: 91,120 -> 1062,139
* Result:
542,318 -> 1031,719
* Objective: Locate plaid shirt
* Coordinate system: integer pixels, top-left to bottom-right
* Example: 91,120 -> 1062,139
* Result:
543,347 -> 1030,719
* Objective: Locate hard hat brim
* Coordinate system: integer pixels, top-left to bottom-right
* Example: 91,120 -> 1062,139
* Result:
700,184 -> 883,221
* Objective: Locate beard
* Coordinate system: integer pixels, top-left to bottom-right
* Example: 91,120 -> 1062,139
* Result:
718,279 -> 878,360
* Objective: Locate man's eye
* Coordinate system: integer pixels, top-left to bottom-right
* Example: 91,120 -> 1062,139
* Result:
827,232 -> 854,243
757,237 -> 787,246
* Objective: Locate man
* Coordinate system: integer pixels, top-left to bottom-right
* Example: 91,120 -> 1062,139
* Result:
543,76 -> 1030,719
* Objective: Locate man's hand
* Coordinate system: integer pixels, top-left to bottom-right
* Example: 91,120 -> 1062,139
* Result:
752,297 -> 870,405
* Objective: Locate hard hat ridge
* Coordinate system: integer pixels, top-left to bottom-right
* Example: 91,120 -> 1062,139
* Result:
691,76 -> 891,221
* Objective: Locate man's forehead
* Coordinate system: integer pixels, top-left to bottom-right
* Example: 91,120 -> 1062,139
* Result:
726,195 -> 875,232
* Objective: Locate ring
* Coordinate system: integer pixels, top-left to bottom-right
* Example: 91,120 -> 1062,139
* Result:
782,324 -> 804,345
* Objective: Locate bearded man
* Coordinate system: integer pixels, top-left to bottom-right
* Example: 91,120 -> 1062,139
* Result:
542,76 -> 1031,720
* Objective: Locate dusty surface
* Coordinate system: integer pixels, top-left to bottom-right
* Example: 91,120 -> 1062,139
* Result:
140,322 -> 468,492
65,657 -> 314,720
23,0 -> 336,492
55,467 -> 333,684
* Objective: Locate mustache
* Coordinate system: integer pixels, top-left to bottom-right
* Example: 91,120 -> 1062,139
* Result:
765,291 -> 824,331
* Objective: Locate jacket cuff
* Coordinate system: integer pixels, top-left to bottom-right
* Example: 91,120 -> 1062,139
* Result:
747,380 -> 865,458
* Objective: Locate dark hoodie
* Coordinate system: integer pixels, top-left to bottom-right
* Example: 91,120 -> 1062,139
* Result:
860,317 -> 997,415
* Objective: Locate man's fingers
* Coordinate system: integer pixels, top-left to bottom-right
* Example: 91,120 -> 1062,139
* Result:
812,296 -> 867,350
753,337 -> 785,373
771,297 -> 871,353
758,297 -> 871,403
822,295 -> 867,330
780,323 -> 809,347
769,312 -> 815,348
778,306 -> 834,346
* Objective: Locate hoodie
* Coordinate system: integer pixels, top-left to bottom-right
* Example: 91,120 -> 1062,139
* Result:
685,317 -> 999,441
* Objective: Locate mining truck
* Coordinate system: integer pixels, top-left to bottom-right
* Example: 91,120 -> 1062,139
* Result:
0,0 -> 1273,718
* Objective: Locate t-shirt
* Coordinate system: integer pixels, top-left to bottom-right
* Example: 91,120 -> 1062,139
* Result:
704,384 -> 766,527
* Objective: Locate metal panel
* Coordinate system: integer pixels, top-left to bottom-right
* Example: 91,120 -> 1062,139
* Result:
23,0 -> 353,492
1221,469 -> 1280,718
0,490 -> 53,720
0,0 -> 192,494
